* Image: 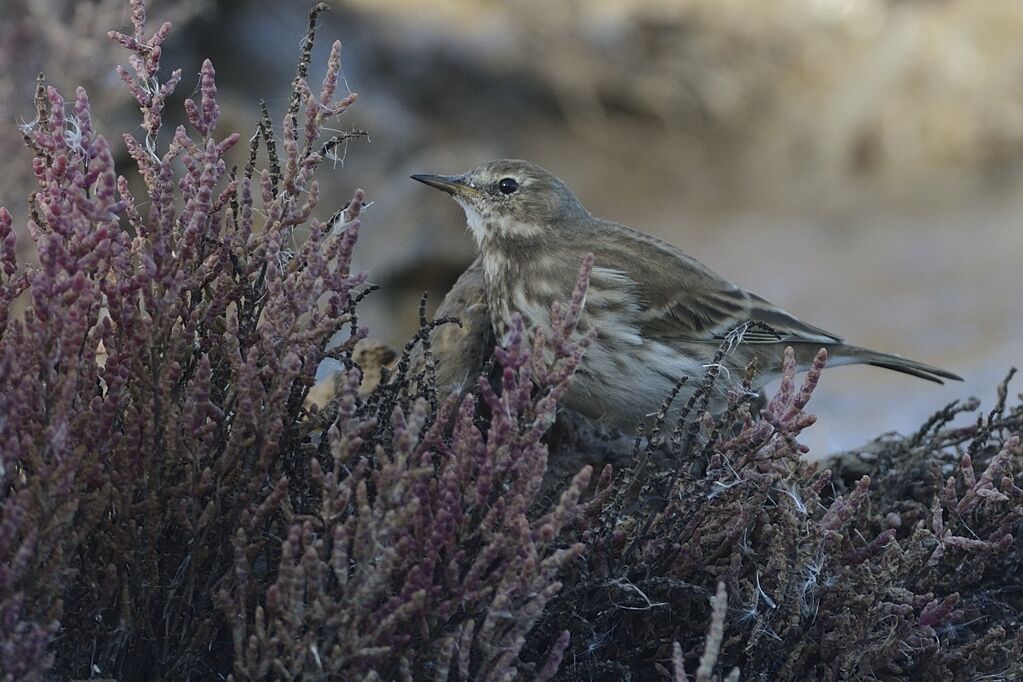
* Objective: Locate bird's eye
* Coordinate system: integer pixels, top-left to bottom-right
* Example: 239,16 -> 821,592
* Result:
497,177 -> 519,195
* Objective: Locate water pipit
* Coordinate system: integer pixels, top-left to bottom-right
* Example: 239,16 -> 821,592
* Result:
412,159 -> 961,428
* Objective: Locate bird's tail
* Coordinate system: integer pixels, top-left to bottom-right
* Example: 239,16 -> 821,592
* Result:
819,344 -> 962,384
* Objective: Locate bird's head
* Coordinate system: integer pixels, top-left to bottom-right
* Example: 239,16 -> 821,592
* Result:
412,159 -> 588,244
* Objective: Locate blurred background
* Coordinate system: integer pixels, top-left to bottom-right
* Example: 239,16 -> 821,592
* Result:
2,0 -> 1021,454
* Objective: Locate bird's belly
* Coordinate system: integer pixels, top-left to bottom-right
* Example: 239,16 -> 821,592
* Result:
563,337 -> 717,429
488,287 -> 734,430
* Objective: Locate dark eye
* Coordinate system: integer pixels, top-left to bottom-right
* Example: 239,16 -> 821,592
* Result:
497,177 -> 519,194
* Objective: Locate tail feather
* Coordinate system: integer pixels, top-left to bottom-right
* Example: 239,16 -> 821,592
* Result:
826,344 -> 963,384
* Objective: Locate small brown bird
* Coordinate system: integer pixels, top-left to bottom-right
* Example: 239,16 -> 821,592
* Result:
412,159 -> 961,428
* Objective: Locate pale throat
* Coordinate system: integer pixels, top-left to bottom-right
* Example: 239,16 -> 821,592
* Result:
457,201 -> 549,338
457,199 -> 542,244
456,199 -> 490,246
477,234 -> 533,339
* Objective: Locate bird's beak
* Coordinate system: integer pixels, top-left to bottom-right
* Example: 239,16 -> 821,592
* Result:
410,173 -> 481,199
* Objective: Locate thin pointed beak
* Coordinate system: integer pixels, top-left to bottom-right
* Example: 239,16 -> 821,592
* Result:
411,173 -> 481,199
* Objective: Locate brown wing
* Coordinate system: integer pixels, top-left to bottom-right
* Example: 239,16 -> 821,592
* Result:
585,219 -> 844,346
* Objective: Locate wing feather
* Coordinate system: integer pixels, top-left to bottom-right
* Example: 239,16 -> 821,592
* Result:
581,219 -> 844,347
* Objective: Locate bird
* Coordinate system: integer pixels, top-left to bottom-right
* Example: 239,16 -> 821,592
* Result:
411,159 -> 961,429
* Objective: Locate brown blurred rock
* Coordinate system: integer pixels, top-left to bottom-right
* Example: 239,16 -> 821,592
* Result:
304,338 -> 399,411
306,258 -> 493,410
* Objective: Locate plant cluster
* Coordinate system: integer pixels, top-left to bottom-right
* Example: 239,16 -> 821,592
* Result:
536,357 -> 1023,680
